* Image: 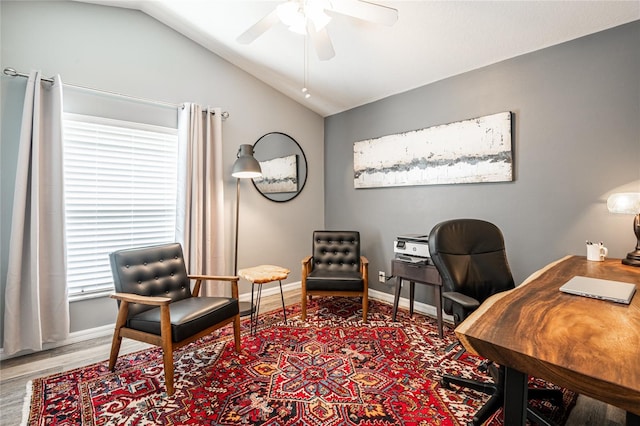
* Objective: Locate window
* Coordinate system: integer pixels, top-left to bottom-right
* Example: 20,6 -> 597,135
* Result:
63,113 -> 179,300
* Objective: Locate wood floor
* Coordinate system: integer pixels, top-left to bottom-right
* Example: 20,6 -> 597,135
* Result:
0,290 -> 626,425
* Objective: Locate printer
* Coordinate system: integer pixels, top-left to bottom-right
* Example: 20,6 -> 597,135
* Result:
394,234 -> 430,264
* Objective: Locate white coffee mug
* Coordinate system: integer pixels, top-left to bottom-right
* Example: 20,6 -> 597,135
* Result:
586,243 -> 608,261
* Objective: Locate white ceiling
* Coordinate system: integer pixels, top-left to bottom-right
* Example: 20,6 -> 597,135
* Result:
79,1 -> 639,117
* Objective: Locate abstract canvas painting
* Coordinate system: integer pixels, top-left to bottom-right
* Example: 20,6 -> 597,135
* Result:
254,154 -> 298,193
353,112 -> 513,188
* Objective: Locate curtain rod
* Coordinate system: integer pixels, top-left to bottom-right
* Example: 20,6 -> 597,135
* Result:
3,67 -> 229,120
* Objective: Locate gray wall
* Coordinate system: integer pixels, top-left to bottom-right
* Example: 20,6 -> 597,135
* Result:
0,1 -> 325,342
325,21 -> 640,305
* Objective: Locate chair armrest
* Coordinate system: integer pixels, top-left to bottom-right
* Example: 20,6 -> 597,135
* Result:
110,292 -> 171,306
188,275 -> 239,299
360,256 -> 369,288
442,291 -> 480,311
302,256 -> 312,278
188,274 -> 239,282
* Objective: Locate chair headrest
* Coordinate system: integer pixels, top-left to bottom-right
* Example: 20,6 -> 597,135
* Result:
428,219 -> 505,256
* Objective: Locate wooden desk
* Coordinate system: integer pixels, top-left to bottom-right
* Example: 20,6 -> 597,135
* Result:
457,256 -> 640,425
391,259 -> 443,337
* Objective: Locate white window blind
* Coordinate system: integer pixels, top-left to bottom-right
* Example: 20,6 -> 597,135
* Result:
63,113 -> 179,300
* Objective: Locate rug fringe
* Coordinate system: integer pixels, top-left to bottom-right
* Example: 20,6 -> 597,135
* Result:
20,380 -> 32,426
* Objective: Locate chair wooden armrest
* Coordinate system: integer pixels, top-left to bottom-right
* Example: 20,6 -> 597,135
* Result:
301,256 -> 312,277
188,275 -> 240,298
110,292 -> 171,306
188,274 -> 239,281
360,256 -> 369,280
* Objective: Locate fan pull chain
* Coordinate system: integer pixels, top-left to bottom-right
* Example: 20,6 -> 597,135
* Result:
302,35 -> 311,99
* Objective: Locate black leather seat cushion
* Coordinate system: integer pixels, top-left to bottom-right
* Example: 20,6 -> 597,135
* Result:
305,269 -> 364,292
128,296 -> 239,342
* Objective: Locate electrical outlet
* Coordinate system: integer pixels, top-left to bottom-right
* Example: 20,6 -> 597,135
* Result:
378,271 -> 386,283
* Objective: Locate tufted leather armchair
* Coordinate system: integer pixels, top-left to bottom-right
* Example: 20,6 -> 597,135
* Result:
301,231 -> 369,321
108,243 -> 241,396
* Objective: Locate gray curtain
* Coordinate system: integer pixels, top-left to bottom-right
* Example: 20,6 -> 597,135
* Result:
3,71 -> 70,356
176,104 -> 226,296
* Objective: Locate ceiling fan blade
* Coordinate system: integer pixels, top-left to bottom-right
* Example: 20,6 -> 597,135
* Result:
308,24 -> 335,61
237,9 -> 280,44
328,0 -> 398,26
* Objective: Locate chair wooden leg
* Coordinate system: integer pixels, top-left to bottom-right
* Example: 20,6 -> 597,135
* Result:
300,284 -> 311,321
108,333 -> 123,372
362,292 -> 369,322
233,314 -> 241,352
162,348 -> 175,396
160,305 -> 175,396
108,301 -> 129,371
301,291 -> 307,321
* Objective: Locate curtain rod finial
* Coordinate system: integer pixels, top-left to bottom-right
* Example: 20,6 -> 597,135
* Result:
4,67 -> 18,77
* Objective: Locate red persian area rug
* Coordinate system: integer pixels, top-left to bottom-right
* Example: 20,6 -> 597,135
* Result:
25,298 -> 576,425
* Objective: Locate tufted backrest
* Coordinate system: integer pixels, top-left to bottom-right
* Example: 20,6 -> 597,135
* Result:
312,230 -> 361,273
109,243 -> 192,319
428,219 -> 514,315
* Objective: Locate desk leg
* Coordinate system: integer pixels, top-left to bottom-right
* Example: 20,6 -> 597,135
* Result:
409,281 -> 415,317
392,277 -> 402,321
434,284 -> 443,338
504,366 -> 527,426
628,412 -> 640,426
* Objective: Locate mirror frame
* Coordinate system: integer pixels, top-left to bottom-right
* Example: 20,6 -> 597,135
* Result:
251,132 -> 308,203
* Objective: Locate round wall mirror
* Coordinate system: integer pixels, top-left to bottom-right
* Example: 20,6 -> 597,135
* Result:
252,132 -> 308,202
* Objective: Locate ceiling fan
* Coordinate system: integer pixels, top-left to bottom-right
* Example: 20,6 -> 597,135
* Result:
237,0 -> 398,61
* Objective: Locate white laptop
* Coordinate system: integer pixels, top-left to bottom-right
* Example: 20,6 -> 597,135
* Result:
559,276 -> 637,305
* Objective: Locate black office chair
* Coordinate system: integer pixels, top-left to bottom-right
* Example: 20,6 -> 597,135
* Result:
301,230 -> 369,322
429,219 -> 562,426
108,243 -> 241,396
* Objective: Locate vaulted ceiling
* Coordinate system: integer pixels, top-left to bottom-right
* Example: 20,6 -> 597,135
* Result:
78,1 -> 639,117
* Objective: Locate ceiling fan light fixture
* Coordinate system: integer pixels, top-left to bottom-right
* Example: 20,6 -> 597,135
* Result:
239,0 -> 397,62
277,2 -> 304,27
277,0 -> 332,35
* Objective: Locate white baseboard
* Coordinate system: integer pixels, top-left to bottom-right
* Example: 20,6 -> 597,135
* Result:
1,284 -> 449,360
0,324 -> 115,361
238,281 -> 301,302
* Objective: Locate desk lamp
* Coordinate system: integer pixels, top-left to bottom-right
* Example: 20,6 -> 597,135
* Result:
232,144 -> 262,315
607,192 -> 640,266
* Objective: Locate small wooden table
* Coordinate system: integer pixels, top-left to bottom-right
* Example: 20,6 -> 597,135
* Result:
238,265 -> 290,334
391,259 -> 444,337
456,256 -> 640,425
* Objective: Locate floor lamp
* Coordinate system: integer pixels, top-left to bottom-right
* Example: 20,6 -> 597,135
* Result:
231,144 -> 262,315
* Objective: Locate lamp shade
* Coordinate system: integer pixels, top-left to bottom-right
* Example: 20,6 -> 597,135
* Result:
232,144 -> 262,179
607,192 -> 640,214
